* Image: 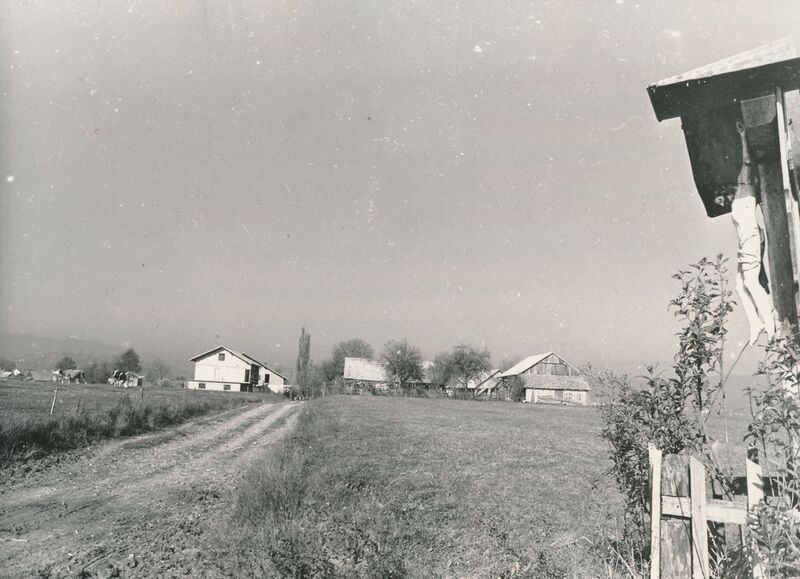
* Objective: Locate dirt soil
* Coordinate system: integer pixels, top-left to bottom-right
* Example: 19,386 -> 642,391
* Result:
0,401 -> 302,578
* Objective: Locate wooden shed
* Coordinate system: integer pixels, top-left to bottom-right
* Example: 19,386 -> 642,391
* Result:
500,352 -> 590,405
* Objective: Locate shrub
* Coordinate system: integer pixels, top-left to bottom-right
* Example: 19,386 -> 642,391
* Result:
744,334 -> 800,576
598,256 -> 735,572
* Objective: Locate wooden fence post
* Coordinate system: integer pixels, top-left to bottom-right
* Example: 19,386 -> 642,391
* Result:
50,387 -> 59,415
746,458 -> 765,579
661,454 -> 692,578
649,444 -> 663,579
689,457 -> 709,579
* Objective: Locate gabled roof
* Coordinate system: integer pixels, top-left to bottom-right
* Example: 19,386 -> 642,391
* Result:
189,345 -> 287,380
447,368 -> 502,390
499,352 -> 580,378
648,38 -> 800,121
343,357 -> 387,382
475,369 -> 502,389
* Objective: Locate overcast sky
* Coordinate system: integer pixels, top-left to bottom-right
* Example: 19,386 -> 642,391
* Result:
2,1 -> 800,373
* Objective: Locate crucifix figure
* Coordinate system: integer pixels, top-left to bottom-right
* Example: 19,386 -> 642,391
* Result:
732,120 -> 776,345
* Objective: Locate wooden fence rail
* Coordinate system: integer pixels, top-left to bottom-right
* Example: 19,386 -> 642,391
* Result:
648,444 -> 764,579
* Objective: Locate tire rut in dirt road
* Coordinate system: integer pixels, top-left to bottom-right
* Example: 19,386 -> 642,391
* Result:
0,401 -> 303,578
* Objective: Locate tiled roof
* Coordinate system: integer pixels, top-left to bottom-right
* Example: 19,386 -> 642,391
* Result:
343,357 -> 387,382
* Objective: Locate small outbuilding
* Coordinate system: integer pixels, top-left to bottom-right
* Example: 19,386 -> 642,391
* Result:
187,346 -> 287,394
500,352 -> 590,405
444,368 -> 503,397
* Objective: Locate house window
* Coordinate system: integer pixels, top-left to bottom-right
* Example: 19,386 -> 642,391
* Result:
198,383 -> 206,389
264,374 -> 270,384
218,353 -> 226,361
244,369 -> 250,383
223,384 -> 231,391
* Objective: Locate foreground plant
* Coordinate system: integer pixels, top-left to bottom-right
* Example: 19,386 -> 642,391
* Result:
745,334 -> 800,576
599,255 -> 737,572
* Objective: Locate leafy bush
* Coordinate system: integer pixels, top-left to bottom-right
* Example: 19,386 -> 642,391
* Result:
744,334 -> 800,576
598,256 -> 735,571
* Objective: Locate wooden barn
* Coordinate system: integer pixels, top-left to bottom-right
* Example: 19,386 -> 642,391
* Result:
343,357 -> 438,390
343,357 -> 389,389
500,352 -> 590,405
187,346 -> 287,394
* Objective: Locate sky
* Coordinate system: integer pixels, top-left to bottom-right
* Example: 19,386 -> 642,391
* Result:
2,1 -> 800,375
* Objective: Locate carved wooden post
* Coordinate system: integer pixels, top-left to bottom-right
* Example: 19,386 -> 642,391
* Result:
742,93 -> 800,331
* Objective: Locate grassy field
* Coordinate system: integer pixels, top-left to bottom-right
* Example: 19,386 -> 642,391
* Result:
0,381 -> 283,462
224,396 -> 758,578
224,396 -> 628,577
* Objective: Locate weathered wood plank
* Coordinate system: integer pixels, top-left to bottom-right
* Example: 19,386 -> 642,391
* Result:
746,459 -> 764,511
648,41 -> 800,121
689,458 -> 709,579
662,496 -> 747,525
661,454 -> 692,578
747,459 -> 765,579
774,86 -> 800,313
649,444 -> 662,579
758,160 -> 799,330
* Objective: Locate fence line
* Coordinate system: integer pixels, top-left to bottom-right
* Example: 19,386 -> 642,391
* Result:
648,444 -> 766,578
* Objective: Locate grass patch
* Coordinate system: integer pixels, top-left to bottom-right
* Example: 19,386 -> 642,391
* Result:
0,382 -> 284,463
224,396 -> 639,577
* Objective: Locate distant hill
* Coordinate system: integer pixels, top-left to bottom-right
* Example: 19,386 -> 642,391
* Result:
0,333 -> 119,370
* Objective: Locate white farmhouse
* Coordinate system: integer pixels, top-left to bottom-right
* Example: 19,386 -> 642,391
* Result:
187,346 -> 287,394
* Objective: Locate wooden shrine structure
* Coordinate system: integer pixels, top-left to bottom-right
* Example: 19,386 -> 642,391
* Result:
646,39 -> 800,578
648,37 -> 800,332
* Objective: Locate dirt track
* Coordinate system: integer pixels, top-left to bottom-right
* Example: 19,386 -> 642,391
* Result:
0,401 -> 302,578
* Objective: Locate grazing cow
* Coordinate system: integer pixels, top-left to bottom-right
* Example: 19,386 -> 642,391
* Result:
60,369 -> 86,384
112,370 -> 129,387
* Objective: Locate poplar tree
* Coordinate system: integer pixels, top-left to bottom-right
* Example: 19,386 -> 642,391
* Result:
296,327 -> 311,384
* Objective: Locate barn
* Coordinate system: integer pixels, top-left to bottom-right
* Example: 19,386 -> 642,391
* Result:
187,346 -> 287,394
499,352 -> 590,405
343,357 -> 389,389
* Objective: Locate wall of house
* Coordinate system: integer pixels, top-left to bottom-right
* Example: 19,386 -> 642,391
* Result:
562,390 -> 587,404
193,351 -> 250,384
187,380 -> 246,392
263,371 -> 286,394
527,388 -> 588,404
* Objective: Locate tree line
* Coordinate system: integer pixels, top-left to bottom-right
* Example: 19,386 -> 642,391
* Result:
291,328 -> 524,399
